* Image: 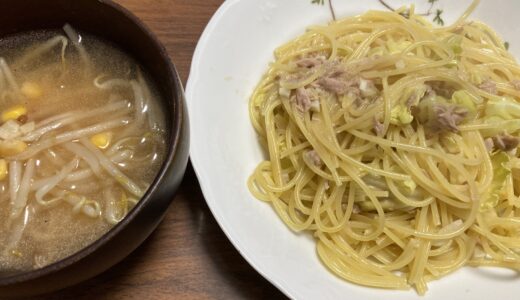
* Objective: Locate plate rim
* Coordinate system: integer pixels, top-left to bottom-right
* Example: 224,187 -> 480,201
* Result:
186,0 -> 296,298
185,1 -> 519,299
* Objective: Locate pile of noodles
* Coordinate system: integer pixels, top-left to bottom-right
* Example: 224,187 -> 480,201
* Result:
248,0 -> 520,294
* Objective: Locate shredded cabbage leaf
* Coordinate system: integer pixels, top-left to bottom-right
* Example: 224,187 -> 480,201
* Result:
481,97 -> 520,136
480,152 -> 511,210
390,105 -> 413,125
451,90 -> 478,119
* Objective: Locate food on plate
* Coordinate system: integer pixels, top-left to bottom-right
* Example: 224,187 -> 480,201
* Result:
248,0 -> 520,294
0,25 -> 166,272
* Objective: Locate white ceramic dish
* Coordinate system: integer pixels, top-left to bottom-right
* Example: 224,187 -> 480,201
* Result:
186,0 -> 520,299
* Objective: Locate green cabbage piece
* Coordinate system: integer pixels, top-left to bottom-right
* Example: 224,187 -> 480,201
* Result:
390,105 -> 414,125
481,97 -> 520,136
416,95 -> 445,125
485,96 -> 520,120
480,152 -> 511,211
415,91 -> 477,130
402,179 -> 417,194
399,84 -> 429,107
451,90 -> 478,119
480,117 -> 520,137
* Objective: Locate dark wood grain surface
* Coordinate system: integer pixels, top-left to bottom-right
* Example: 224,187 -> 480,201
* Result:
30,0 -> 287,299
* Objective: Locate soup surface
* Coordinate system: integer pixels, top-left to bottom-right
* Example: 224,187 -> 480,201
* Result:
0,26 -> 166,272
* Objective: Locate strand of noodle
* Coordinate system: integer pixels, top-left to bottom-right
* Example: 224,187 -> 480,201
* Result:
474,218 -> 520,250
317,234 -> 409,289
349,28 -> 394,61
268,188 -> 307,230
314,185 -> 351,232
476,233 -> 520,260
335,102 -> 383,132
308,27 -> 338,60
468,259 -> 520,270
385,197 -> 478,240
381,239 -> 419,270
383,156 -> 435,207
280,141 -> 311,158
351,129 -> 481,166
288,178 -> 328,231
416,127 -> 473,202
408,206 -> 431,293
388,149 -> 472,209
430,201 -> 442,227
380,77 -> 392,135
303,117 -> 411,181
254,163 -> 308,193
428,238 -> 471,275
432,0 -> 480,33
289,170 -> 317,217
429,240 -> 455,257
265,99 -> 284,185
247,174 -> 272,202
279,68 -> 326,90
343,171 -> 385,241
329,234 -> 402,277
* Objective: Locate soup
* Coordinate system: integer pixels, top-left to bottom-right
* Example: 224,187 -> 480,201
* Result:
0,25 -> 166,272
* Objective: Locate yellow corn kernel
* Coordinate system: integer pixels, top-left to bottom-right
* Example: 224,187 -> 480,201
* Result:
0,159 -> 7,181
1,105 -> 27,123
0,140 -> 27,157
90,132 -> 113,149
21,82 -> 43,99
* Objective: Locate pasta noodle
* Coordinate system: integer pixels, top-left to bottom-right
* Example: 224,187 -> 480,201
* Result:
248,0 -> 520,294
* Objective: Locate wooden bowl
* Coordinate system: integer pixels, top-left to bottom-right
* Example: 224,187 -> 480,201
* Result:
0,0 -> 189,297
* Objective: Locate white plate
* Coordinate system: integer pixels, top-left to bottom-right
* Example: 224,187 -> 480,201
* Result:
186,1 -> 520,299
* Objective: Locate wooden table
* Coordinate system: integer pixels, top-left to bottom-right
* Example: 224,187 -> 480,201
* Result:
31,1 -> 287,299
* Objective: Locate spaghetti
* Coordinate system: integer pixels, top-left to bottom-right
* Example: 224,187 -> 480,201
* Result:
248,0 -> 520,294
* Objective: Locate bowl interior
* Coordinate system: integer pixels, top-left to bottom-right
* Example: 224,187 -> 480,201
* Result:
0,0 -> 184,288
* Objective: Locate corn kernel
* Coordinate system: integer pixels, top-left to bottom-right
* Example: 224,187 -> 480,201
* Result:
90,132 -> 113,149
0,159 -> 7,181
1,105 -> 27,123
11,250 -> 23,257
21,82 -> 43,99
0,140 -> 28,157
